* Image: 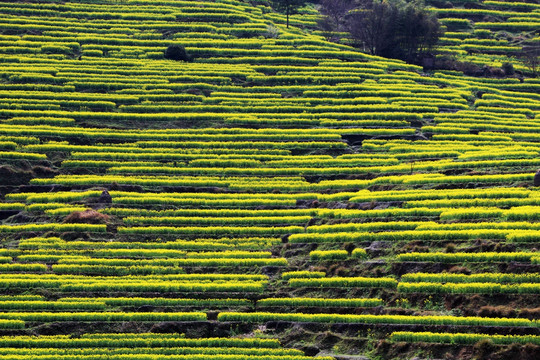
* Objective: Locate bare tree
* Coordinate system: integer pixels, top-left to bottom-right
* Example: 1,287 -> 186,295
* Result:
318,0 -> 355,33
319,0 -> 442,64
346,2 -> 397,55
520,43 -> 540,76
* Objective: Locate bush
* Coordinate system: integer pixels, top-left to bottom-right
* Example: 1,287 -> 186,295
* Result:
502,62 -> 515,76
164,45 -> 191,61
435,55 -> 481,76
264,25 -> 279,39
474,339 -> 497,360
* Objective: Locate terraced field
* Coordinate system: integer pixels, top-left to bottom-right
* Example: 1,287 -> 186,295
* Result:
0,0 -> 538,359
428,0 -> 540,72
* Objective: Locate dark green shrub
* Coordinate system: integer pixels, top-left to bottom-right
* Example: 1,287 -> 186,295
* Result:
164,45 -> 191,61
502,62 -> 515,76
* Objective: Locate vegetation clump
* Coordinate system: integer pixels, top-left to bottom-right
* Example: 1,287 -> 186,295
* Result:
319,0 -> 442,63
164,44 -> 192,61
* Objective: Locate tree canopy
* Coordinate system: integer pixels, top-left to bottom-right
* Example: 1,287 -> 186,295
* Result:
271,0 -> 308,28
319,0 -> 442,64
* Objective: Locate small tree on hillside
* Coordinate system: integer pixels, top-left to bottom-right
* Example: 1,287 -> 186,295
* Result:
271,0 -> 308,28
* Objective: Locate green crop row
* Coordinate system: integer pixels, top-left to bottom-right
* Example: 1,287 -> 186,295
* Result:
103,208 -> 318,218
306,221 -> 421,233
123,216 -> 311,226
53,257 -> 287,267
401,272 -> 540,284
0,151 -> 46,160
0,224 -> 106,233
0,301 -> 105,311
397,252 -> 537,262
289,277 -> 397,288
51,264 -> 185,276
0,276 -> 267,293
0,264 -> 48,273
78,249 -> 272,259
289,229 -> 510,244
0,273 -> 266,282
0,333 -> 282,348
309,249 -> 367,261
390,331 -> 540,345
0,312 -> 206,322
281,271 -> 326,280
118,226 -> 302,236
405,197 -> 540,209
28,172 -> 535,191
0,348 -> 313,358
18,237 -> 279,251
115,196 -> 296,207
309,250 -> 348,261
103,161 -> 514,177
350,187 -> 531,202
217,312 -> 537,327
257,298 -> 383,307
85,157 -> 404,170
0,320 -> 25,329
398,282 -> 540,294
0,203 -> 25,210
58,297 -> 251,307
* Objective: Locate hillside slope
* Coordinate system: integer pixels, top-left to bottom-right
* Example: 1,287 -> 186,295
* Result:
0,0 -> 539,359
430,0 -> 540,73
